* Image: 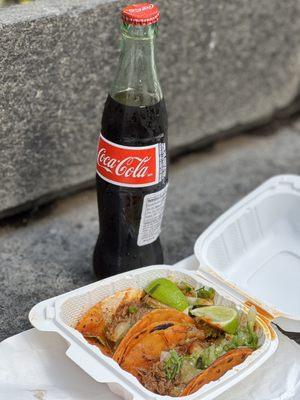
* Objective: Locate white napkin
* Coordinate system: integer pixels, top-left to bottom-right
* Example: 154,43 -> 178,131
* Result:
0,329 -> 116,400
0,327 -> 299,400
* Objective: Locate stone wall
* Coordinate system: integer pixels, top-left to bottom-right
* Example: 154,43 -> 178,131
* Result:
1,0 -> 300,218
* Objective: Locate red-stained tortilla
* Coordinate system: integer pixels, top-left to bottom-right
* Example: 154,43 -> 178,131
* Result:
113,309 -> 195,363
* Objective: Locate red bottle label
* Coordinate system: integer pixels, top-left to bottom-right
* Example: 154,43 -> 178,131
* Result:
97,134 -> 163,187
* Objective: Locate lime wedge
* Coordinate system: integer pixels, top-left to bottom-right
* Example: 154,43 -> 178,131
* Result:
145,278 -> 189,311
191,305 -> 238,334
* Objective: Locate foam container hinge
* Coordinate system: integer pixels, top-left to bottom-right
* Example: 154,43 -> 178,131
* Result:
195,174 -> 300,332
29,265 -> 278,400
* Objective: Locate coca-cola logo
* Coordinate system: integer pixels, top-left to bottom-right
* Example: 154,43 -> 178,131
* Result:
97,148 -> 152,178
96,134 -> 158,187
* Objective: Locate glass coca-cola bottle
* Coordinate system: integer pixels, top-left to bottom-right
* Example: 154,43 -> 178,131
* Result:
93,3 -> 168,278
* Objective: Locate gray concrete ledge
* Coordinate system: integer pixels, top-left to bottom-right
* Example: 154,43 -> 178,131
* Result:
1,0 -> 300,218
0,0 -> 116,25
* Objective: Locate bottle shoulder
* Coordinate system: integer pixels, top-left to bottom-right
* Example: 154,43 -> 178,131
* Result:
101,95 -> 168,146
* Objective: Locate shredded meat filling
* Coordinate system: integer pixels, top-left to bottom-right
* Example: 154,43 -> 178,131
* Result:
138,362 -> 183,397
136,326 -> 217,397
105,300 -> 150,342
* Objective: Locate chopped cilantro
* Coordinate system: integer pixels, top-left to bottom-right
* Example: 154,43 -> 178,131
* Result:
128,305 -> 138,314
164,350 -> 184,381
196,286 -> 215,300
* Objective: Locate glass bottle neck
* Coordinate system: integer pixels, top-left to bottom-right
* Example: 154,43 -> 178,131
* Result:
111,24 -> 162,107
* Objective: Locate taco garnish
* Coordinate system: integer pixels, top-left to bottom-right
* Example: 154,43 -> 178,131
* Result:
145,278 -> 189,311
191,306 -> 239,334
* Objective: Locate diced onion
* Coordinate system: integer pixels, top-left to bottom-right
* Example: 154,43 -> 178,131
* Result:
160,351 -> 170,362
113,321 -> 131,342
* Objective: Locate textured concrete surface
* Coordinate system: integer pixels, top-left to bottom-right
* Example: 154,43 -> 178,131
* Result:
1,0 -> 300,217
0,120 -> 300,343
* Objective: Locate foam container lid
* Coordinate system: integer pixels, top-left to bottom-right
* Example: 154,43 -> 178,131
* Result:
195,175 -> 300,332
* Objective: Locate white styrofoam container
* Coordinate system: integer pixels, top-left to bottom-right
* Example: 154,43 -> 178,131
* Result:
195,175 -> 300,332
31,175 -> 300,399
29,265 -> 277,400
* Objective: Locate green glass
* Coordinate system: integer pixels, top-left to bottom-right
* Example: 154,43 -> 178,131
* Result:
111,23 -> 162,107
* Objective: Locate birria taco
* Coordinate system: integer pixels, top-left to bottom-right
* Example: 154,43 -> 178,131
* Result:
113,309 -> 195,363
76,288 -> 146,356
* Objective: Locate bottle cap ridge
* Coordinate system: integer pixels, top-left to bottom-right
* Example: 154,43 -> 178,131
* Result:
122,3 -> 160,26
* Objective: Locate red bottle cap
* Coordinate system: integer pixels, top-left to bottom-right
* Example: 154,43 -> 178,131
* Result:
122,3 -> 160,26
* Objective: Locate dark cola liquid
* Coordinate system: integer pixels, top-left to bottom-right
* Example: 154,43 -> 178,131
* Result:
93,92 -> 168,278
